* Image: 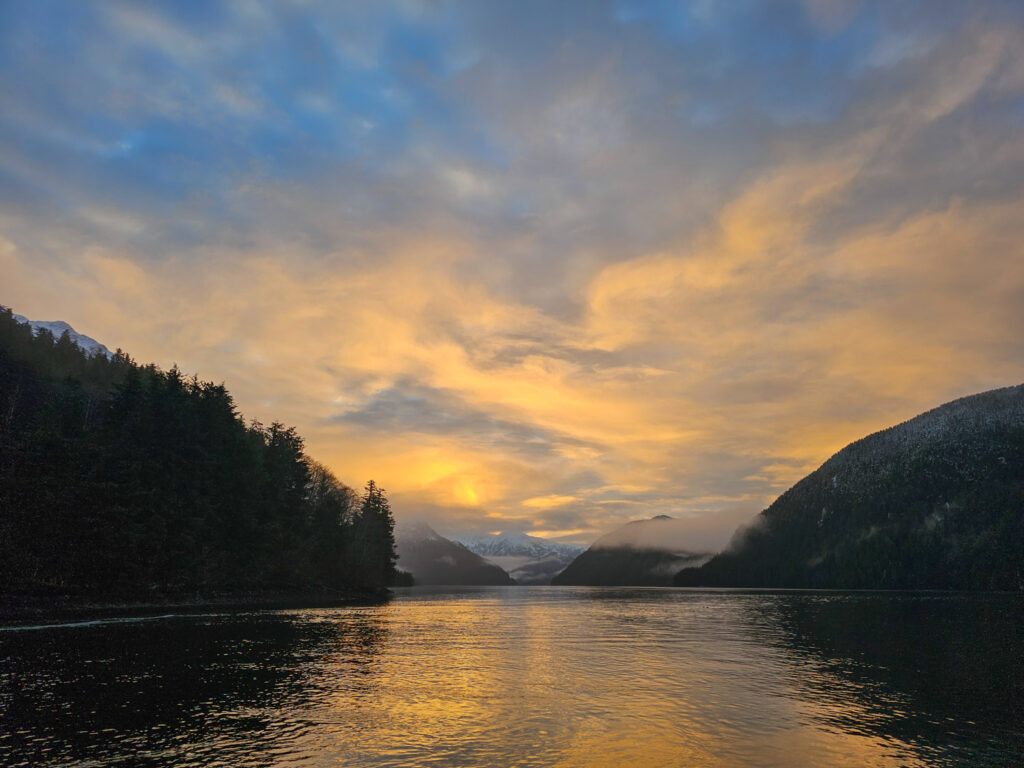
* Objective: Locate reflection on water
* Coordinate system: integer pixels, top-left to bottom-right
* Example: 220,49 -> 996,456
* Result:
1,588 -> 1020,767
753,593 -> 1024,766
0,609 -> 390,766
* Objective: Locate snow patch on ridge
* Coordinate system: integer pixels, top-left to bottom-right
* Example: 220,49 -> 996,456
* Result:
13,313 -> 113,359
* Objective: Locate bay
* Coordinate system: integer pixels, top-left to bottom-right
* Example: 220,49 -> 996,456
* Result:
1,588 -> 1021,767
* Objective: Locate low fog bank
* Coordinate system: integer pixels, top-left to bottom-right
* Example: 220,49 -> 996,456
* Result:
591,507 -> 760,554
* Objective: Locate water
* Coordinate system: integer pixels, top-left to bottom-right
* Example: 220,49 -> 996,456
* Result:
1,588 -> 1020,767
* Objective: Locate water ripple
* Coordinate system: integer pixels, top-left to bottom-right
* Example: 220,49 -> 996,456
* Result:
1,588 -> 1020,767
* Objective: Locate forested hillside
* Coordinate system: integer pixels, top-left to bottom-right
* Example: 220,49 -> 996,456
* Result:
552,516 -> 711,586
0,307 -> 396,601
676,385 -> 1024,590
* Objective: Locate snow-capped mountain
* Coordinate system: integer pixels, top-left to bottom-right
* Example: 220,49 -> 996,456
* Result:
458,531 -> 585,585
12,313 -> 113,359
460,531 -> 584,560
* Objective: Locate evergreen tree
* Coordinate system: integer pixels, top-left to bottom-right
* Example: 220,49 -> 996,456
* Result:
351,480 -> 398,588
0,305 -> 397,601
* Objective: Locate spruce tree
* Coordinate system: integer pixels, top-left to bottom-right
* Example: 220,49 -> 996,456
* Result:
354,480 -> 397,588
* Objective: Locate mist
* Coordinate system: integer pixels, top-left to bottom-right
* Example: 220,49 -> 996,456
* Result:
590,508 -> 760,554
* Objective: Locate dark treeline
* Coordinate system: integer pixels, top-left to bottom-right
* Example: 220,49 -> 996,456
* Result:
0,307 -> 396,600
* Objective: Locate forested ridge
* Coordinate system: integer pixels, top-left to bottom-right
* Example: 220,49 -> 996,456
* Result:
676,385 -> 1024,590
552,547 -> 706,587
0,307 -> 396,602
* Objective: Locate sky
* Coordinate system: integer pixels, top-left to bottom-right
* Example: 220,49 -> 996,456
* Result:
2,0 -> 1023,547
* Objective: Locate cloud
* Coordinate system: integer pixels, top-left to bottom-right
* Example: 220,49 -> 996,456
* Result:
522,495 -> 579,510
2,1 -> 1023,547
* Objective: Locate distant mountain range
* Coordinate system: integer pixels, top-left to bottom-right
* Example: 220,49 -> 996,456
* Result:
13,313 -> 113,358
394,521 -> 515,586
676,384 -> 1024,590
552,515 -> 712,586
457,531 -> 584,585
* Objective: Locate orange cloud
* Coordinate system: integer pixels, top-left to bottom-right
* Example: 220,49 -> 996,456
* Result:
3,8 -> 1022,547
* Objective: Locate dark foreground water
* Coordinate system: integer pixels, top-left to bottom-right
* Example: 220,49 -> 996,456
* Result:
1,588 -> 1021,767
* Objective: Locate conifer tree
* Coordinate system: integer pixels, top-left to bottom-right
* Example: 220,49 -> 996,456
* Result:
0,305 -> 399,600
353,480 -> 398,588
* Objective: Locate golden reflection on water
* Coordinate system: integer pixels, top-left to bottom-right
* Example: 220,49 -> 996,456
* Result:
289,589 -> 939,767
2,588 -> 1019,767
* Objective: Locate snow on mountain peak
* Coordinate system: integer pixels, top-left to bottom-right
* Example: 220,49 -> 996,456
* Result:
12,313 -> 114,359
453,531 -> 586,585
458,531 -> 584,560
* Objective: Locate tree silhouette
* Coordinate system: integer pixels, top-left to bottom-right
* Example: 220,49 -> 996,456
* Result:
351,480 -> 397,589
0,305 -> 396,601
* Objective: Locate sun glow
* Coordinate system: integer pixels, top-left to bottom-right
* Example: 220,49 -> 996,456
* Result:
454,481 -> 480,507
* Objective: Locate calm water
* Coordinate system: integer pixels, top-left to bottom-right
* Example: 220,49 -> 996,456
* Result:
1,588 -> 1021,767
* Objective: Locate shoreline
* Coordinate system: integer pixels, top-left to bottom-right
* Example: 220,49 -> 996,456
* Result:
0,587 -> 390,625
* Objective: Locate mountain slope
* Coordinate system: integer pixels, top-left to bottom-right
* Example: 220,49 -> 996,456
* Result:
675,384 -> 1024,590
395,521 -> 515,586
458,531 -> 584,584
13,313 -> 113,359
552,516 -> 711,586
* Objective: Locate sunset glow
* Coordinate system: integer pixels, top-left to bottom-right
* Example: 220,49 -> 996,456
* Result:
2,1 -> 1022,545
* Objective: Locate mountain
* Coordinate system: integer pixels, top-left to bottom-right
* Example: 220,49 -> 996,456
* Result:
13,313 -> 113,358
675,384 -> 1024,590
551,516 -> 712,586
457,531 -> 585,585
395,521 -> 515,586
